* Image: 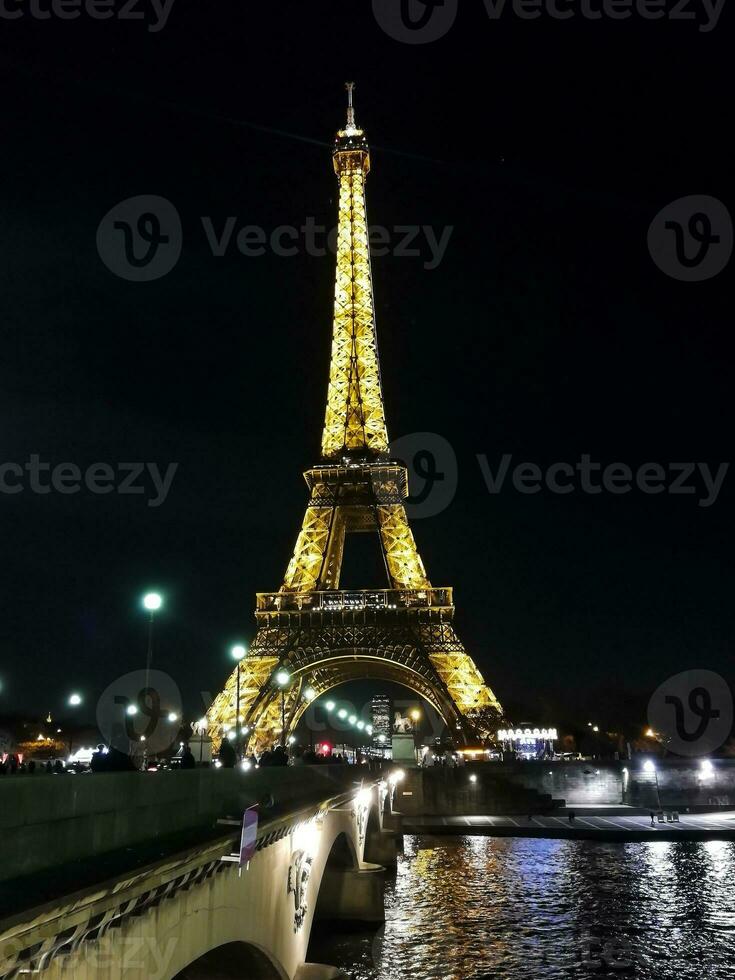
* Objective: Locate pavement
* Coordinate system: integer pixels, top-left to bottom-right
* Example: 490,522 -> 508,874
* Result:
402,808 -> 735,841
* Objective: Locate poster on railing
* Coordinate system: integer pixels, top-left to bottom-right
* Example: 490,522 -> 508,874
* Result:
240,805 -> 259,871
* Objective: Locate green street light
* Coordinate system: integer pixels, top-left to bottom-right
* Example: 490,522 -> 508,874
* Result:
326,700 -> 336,712
303,686 -> 317,702
68,693 -> 82,707
141,593 -> 164,734
349,714 -> 357,725
337,708 -> 348,720
274,669 -> 291,748
231,644 -> 247,759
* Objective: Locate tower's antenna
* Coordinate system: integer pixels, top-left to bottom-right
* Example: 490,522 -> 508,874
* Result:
345,81 -> 356,131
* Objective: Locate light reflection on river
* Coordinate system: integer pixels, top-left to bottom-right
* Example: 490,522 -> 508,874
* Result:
308,835 -> 735,979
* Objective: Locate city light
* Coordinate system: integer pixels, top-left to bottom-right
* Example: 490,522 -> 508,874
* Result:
231,644 -> 247,660
288,735 -> 296,745
303,686 -> 317,702
643,760 -> 656,773
240,759 -> 252,771
143,592 -> 163,611
356,720 -> 365,730
167,712 -> 178,723
388,769 -> 405,786
275,669 -> 290,687
701,759 -> 714,775
348,714 -> 357,725
68,693 -> 82,707
469,774 -> 478,783
338,709 -> 348,720
126,705 -> 138,716
326,700 -> 335,711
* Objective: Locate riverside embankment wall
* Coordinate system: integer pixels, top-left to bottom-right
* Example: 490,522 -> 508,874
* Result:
395,760 -> 735,815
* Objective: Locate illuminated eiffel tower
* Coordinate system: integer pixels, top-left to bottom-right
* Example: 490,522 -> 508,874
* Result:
208,85 -> 502,754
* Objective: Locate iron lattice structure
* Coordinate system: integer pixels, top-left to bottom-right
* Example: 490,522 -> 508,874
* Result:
208,86 -> 503,755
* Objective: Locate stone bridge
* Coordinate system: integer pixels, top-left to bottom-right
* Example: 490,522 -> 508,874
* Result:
0,767 -> 402,980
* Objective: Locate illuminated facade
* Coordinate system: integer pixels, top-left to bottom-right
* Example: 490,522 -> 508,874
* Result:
208,85 -> 503,754
370,694 -> 392,750
497,726 -> 558,760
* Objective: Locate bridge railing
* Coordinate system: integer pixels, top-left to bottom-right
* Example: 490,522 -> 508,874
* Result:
256,587 -> 454,613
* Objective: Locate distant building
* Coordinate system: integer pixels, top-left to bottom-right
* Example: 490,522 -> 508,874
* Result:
370,695 -> 392,750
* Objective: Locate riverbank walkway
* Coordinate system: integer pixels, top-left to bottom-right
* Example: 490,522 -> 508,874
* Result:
403,807 -> 735,841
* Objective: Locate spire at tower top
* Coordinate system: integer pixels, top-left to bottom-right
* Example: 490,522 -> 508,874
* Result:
345,81 -> 357,134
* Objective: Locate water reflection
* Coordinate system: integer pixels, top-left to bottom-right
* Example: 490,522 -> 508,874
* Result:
308,836 -> 735,979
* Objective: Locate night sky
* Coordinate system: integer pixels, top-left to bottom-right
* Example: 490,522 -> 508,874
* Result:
0,2 -> 731,733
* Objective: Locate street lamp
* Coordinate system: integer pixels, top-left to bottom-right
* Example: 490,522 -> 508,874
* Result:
231,644 -> 247,759
68,693 -> 82,707
142,592 -> 163,695
643,759 -> 661,809
274,669 -> 291,747
326,700 -> 335,712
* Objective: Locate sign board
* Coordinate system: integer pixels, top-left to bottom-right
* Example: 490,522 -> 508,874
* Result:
240,805 -> 259,869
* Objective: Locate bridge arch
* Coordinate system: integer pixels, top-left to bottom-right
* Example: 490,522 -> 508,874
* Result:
174,941 -> 287,980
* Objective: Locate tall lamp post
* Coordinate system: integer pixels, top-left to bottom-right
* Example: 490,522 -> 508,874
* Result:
67,693 -> 82,757
231,644 -> 247,759
410,707 -> 422,762
142,592 -> 163,693
274,669 -> 291,748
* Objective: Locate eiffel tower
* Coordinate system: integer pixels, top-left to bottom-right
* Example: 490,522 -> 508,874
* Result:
207,84 -> 503,755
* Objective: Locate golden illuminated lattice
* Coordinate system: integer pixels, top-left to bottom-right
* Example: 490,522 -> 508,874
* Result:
430,653 -> 503,718
207,655 -> 279,750
282,506 -> 333,593
321,120 -> 388,458
207,86 -> 504,755
376,504 -> 430,590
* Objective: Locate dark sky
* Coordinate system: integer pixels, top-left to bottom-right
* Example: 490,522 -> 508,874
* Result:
0,1 -> 732,732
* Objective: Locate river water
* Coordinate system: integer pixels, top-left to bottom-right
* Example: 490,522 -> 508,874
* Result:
308,834 -> 735,979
